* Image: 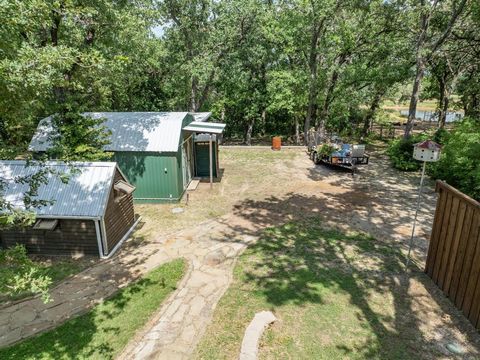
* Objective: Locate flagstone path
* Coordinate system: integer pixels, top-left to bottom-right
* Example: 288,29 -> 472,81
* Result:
118,215 -> 259,360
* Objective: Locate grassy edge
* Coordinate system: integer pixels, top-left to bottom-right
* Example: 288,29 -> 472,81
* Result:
0,258 -> 186,360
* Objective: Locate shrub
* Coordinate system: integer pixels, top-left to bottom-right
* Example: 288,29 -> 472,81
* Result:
0,245 -> 52,302
429,118 -> 480,201
318,144 -> 336,157
387,133 -> 428,171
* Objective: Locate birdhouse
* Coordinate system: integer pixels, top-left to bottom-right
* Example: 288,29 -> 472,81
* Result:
413,140 -> 441,162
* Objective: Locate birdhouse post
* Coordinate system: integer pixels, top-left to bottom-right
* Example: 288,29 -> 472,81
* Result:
406,140 -> 441,270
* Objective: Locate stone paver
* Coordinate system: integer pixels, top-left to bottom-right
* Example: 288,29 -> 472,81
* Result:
118,217 -> 259,360
0,238 -> 173,348
239,311 -> 277,360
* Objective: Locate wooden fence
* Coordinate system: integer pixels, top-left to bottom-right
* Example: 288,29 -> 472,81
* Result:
425,181 -> 480,330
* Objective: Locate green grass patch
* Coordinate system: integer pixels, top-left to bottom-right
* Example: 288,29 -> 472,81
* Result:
195,220 -> 442,360
0,259 -> 186,360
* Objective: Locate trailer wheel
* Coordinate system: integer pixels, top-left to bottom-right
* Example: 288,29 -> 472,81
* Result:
351,158 -> 357,177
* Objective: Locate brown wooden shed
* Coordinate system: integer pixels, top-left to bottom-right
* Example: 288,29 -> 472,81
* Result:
0,161 -> 137,258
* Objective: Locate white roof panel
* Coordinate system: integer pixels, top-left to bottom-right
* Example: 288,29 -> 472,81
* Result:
183,121 -> 226,134
0,161 -> 119,218
29,112 -> 191,153
191,112 -> 212,122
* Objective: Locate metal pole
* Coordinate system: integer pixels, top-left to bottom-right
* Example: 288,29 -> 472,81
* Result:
209,134 -> 213,189
406,161 -> 427,270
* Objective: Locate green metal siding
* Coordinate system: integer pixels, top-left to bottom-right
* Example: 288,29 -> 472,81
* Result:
195,142 -> 217,177
113,152 -> 181,203
176,149 -> 186,198
110,114 -> 196,203
182,113 -> 195,128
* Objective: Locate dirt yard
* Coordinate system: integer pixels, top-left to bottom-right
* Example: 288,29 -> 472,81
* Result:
136,145 -> 436,266
134,145 -> 480,358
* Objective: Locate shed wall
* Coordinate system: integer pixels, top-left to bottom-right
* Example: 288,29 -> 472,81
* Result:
104,170 -> 136,253
0,220 -> 99,256
113,152 -> 181,203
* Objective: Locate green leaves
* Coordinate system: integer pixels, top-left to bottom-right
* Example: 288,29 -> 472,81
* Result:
0,245 -> 52,303
429,118 -> 480,200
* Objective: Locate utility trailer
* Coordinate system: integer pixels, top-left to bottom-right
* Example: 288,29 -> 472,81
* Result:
307,135 -> 369,175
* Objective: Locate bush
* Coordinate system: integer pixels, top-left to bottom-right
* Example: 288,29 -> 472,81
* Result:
429,118 -> 480,201
387,133 -> 428,171
318,144 -> 336,157
0,245 -> 52,302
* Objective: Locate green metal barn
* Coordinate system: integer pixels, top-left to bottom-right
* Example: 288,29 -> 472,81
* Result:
29,112 -> 226,203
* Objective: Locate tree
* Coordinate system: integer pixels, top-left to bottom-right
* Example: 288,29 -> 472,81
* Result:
403,0 -> 468,138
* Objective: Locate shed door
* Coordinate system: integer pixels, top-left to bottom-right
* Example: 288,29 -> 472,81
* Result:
194,141 -> 217,177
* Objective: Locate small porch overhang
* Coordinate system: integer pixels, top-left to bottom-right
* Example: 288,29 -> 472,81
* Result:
183,121 -> 225,134
183,121 -> 226,189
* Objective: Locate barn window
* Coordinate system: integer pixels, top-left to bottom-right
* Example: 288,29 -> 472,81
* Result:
33,219 -> 59,231
114,180 -> 135,202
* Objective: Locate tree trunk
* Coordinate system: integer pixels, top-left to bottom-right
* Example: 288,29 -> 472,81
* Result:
304,56 -> 319,143
190,77 -> 198,112
437,74 -> 449,129
304,17 -> 325,144
404,0 -> 467,138
439,95 -> 449,129
317,60 -> 343,137
245,119 -> 254,146
404,0 -> 430,138
437,73 -> 446,125
404,59 -> 425,138
363,90 -> 383,136
295,117 -> 300,145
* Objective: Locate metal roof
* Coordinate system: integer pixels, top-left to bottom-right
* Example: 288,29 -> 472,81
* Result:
191,112 -> 212,122
414,140 -> 441,150
183,121 -> 226,134
29,112 -> 192,153
0,161 -> 119,219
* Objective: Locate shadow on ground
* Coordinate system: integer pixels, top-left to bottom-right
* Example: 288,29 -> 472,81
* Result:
0,263 -> 181,360
205,191 -> 480,359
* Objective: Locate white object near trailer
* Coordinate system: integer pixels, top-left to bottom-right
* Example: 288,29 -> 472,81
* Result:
413,140 -> 441,162
406,140 -> 442,269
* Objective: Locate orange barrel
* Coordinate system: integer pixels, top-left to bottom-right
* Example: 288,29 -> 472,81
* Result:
272,136 -> 282,150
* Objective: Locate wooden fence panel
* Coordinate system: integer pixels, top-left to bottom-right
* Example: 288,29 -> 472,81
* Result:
425,181 -> 480,331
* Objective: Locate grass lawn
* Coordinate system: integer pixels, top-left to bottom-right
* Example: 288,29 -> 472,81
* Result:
195,219 -> 445,360
0,259 -> 186,360
383,99 -> 439,112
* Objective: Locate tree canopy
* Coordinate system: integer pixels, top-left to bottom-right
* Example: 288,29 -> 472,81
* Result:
0,0 -> 478,149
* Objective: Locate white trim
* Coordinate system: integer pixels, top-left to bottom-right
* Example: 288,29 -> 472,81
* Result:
100,219 -> 108,256
100,166 -> 117,218
103,216 -> 142,259
114,163 -> 130,184
178,133 -> 193,148
134,197 -> 179,201
36,215 -> 101,220
32,219 -> 58,230
94,220 -> 104,258
183,127 -> 225,134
